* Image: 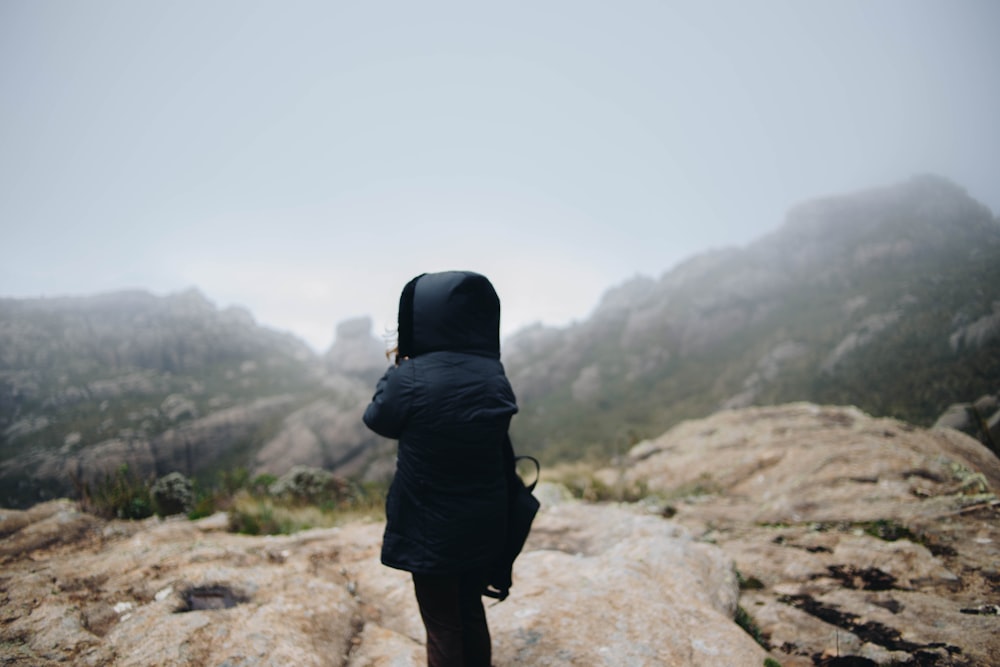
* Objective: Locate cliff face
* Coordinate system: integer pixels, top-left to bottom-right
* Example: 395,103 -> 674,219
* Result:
505,175 -> 1000,462
4,174 -> 999,508
0,291 -> 391,508
2,403 -> 997,666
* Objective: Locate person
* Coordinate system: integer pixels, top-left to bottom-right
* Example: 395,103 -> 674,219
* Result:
363,270 -> 518,667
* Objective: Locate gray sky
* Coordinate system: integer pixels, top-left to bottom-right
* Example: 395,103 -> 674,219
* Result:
2,1 -> 998,352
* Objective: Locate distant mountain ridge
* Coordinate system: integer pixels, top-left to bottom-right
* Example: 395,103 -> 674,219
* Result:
0,290 -> 391,508
2,174 -> 997,507
504,174 -> 1000,461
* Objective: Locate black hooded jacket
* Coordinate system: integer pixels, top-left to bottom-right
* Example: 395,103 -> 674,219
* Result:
363,271 -> 518,575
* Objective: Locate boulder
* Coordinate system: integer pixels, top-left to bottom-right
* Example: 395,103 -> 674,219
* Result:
619,403 -> 1000,666
934,392 -> 1000,459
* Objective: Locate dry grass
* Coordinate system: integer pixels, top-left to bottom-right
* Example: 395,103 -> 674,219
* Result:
542,461 -> 651,503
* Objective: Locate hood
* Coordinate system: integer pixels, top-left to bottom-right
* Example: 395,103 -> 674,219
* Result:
397,271 -> 501,359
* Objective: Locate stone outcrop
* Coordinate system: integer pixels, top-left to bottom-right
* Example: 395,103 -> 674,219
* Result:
0,500 -> 765,666
934,391 -> 1000,459
252,391 -> 395,483
616,403 -> 1000,666
0,291 -> 396,507
0,289 -> 323,507
323,316 -> 387,383
4,402 -> 999,665
505,175 -> 1000,464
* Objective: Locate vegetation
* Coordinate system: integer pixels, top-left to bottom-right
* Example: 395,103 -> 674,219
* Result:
507,177 -> 1000,467
74,466 -> 388,535
736,570 -> 765,591
4,176 -> 999,510
0,288 -> 336,508
734,604 -> 766,648
74,464 -> 155,520
542,462 -> 652,503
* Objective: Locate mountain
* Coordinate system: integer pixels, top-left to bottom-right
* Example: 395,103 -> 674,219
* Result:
505,174 -> 1000,463
3,174 -> 997,508
0,291 -> 391,508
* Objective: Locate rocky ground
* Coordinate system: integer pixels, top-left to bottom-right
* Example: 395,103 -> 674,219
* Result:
2,402 -> 998,666
0,502 -> 765,666
618,403 -> 1000,666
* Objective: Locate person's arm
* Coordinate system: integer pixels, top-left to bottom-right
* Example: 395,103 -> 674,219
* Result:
362,362 -> 413,439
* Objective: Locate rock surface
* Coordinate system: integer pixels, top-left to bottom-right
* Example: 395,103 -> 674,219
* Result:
934,390 -> 1000,460
0,501 -> 764,666
3,402 -> 998,666
618,403 -> 1000,666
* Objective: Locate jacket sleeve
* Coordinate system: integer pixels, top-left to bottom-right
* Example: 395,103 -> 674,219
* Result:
362,363 -> 413,439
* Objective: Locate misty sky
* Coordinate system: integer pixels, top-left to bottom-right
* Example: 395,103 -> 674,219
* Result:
2,1 -> 998,352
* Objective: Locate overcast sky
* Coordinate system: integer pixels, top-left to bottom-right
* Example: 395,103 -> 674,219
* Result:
2,1 -> 998,352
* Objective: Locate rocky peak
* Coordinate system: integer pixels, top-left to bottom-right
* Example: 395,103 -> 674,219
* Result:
323,316 -> 387,382
505,175 -> 1000,461
768,174 -> 998,273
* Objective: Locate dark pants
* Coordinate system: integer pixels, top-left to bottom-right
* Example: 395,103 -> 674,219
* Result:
411,570 -> 491,667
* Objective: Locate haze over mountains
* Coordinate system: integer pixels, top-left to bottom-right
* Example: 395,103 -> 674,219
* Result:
2,174 -> 998,508
505,174 -> 1000,460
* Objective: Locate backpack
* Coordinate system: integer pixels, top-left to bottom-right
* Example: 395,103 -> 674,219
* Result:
484,435 -> 540,601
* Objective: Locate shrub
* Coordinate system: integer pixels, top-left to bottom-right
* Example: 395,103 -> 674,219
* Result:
268,466 -> 349,506
544,462 -> 651,503
76,464 -> 154,520
150,472 -> 194,517
228,492 -> 335,535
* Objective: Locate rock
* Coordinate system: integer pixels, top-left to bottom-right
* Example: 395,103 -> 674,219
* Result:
821,310 -> 902,374
344,625 -> 423,667
0,499 -> 101,564
570,364 -> 601,402
973,394 -> 999,415
489,502 -> 767,666
620,403 -> 1000,666
159,394 -> 197,422
253,394 -> 394,482
324,316 -> 386,382
723,340 -> 808,410
4,402 -> 999,666
0,289 -> 323,508
0,501 -> 764,666
934,402 -> 974,433
934,391 -> 1000,458
20,395 -> 306,503
949,301 -> 1000,351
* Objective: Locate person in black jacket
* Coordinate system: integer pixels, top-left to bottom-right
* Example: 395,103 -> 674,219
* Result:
363,270 -> 518,667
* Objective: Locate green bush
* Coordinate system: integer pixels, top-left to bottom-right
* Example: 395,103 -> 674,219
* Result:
734,605 -> 766,648
150,472 -> 194,517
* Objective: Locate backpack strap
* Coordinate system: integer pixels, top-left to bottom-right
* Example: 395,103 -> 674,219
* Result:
514,455 -> 541,492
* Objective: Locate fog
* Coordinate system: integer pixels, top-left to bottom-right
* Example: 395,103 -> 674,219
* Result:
2,1 -> 998,351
